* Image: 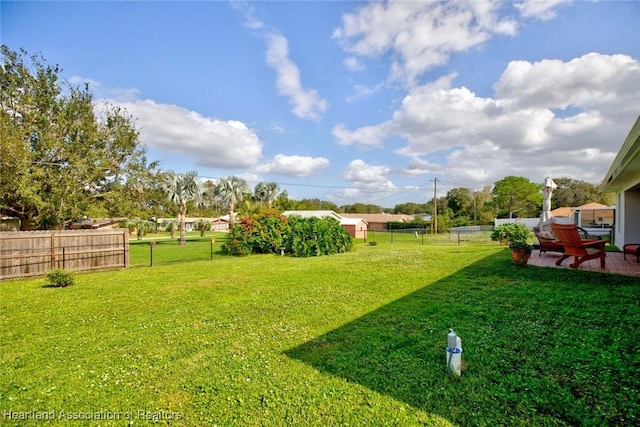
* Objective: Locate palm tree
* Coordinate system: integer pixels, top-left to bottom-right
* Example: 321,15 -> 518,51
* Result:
254,182 -> 280,208
162,170 -> 204,245
215,176 -> 250,226
194,219 -> 211,237
161,220 -> 178,239
125,218 -> 153,240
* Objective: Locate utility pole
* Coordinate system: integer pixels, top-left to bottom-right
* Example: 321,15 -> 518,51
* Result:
433,177 -> 438,235
472,188 -> 477,224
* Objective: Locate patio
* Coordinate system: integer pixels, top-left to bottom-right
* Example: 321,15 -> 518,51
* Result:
528,250 -> 640,277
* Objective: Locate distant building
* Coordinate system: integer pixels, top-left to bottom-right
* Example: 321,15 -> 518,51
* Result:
339,217 -> 368,239
340,213 -> 414,231
157,217 -> 229,232
282,210 -> 368,239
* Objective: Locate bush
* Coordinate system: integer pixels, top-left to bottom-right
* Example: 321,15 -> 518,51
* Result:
223,212 -> 353,257
491,223 -> 533,251
223,212 -> 284,256
45,269 -> 74,287
284,216 -> 353,257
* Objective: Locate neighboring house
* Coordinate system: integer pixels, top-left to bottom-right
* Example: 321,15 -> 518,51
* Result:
572,203 -> 615,228
600,115 -> 640,248
340,213 -> 414,231
92,218 -> 127,229
219,213 -> 238,225
282,210 -> 342,221
338,217 -> 369,239
282,210 -> 368,239
157,217 -> 229,232
550,207 -> 573,218
67,217 -> 126,230
550,203 -> 615,227
416,213 -> 433,223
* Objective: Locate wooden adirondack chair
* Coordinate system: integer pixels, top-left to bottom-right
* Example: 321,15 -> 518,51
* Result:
551,223 -> 606,269
533,226 -> 592,257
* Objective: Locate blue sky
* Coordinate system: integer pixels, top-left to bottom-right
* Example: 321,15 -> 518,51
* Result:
2,0 -> 639,207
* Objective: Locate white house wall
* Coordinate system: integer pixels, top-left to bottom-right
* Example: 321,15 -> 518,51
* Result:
621,188 -> 640,247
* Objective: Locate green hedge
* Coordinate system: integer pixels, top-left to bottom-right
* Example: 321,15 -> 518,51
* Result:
223,212 -> 353,257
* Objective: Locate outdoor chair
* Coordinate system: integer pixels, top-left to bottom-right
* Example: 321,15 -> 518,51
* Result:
551,223 -> 606,269
533,226 -> 591,257
623,244 -> 640,262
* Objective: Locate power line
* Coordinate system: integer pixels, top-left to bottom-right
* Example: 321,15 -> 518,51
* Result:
198,175 -> 434,194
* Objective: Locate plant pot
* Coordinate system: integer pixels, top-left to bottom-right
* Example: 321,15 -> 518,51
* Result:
511,249 -> 531,265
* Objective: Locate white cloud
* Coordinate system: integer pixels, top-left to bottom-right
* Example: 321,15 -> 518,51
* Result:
69,76 -> 140,102
343,56 -> 364,71
112,99 -> 263,169
405,157 -> 446,176
324,159 -> 398,204
514,0 -> 570,21
332,123 -> 389,148
343,159 -> 396,189
333,0 -> 518,86
230,0 -> 264,29
345,82 -> 385,103
236,173 -> 264,191
253,154 -> 329,177
494,53 -> 640,114
335,52 -> 640,186
265,33 -> 328,120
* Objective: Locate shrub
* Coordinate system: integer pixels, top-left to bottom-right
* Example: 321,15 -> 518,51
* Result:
283,216 -> 353,257
45,269 -> 74,287
223,213 -> 353,257
491,223 -> 533,251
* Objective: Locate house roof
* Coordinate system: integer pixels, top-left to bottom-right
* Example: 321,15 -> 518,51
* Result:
601,115 -> 640,192
282,210 -> 342,220
340,213 -> 413,223
157,217 -> 224,223
339,217 -> 368,226
574,202 -> 611,210
550,207 -> 573,217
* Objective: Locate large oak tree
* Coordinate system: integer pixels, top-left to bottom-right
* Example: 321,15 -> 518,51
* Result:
491,176 -> 542,219
1,46 -> 157,229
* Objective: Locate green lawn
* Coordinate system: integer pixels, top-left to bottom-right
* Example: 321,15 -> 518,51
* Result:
1,241 -> 638,426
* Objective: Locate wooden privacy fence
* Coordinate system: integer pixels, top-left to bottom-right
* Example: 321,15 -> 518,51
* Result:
0,229 -> 129,280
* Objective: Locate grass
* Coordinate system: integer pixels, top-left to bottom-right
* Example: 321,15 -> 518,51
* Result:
1,240 -> 638,426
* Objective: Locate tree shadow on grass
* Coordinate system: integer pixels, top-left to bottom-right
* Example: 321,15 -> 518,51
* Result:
286,252 -> 640,425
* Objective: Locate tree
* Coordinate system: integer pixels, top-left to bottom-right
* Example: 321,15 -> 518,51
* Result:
0,46 -> 156,229
291,198 -> 338,211
201,180 -> 223,215
215,176 -> 250,226
447,188 -> 474,226
194,219 -> 211,237
393,202 -> 428,215
339,203 -> 383,214
273,190 -> 292,211
162,170 -> 204,245
551,177 -> 615,208
161,219 -> 178,239
253,182 -> 280,208
491,176 -> 542,219
125,217 -> 154,240
473,186 -> 495,224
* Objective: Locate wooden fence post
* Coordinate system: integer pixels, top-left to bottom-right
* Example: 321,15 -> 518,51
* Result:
50,233 -> 56,270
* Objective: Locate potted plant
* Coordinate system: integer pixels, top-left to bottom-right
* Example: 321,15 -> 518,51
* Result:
491,223 -> 534,265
